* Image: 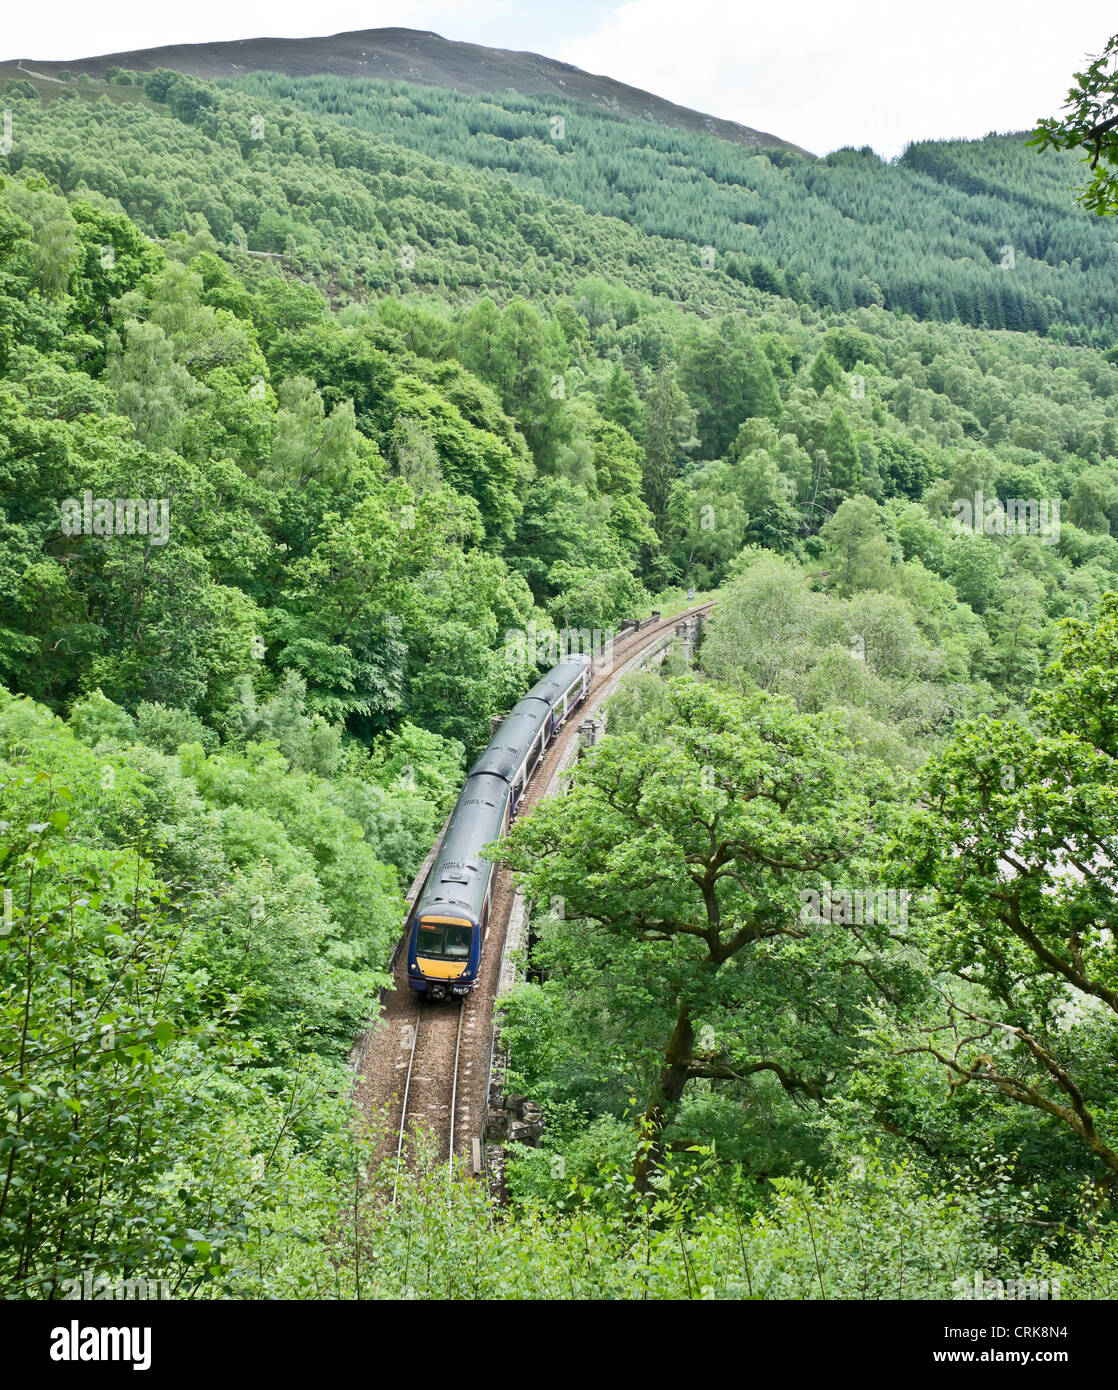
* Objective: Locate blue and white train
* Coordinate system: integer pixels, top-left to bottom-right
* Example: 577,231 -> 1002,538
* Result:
407,655 -> 592,1000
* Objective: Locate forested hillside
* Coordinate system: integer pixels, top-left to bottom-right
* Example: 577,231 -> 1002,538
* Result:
0,53 -> 1116,1301
225,71 -> 1118,339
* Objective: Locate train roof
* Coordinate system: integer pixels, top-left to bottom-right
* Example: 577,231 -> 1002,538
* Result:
468,698 -> 551,781
414,771 -> 510,922
522,654 -> 592,709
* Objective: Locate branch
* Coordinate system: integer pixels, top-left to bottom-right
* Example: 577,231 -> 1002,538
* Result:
685,1056 -> 825,1104
900,992 -> 1118,1178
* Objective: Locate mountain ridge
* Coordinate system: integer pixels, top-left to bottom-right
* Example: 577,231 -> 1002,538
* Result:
0,25 -> 814,158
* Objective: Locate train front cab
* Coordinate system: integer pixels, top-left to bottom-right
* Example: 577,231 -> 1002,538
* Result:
407,912 -> 481,1000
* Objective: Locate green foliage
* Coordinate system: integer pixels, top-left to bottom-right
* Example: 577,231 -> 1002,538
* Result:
701,550 -> 990,753
1033,32 -> 1118,216
0,698 -> 377,1296
226,71 -> 1118,338
2,52 -> 1117,1299
135,700 -> 219,754
896,598 -> 1118,1185
499,676 -> 921,1188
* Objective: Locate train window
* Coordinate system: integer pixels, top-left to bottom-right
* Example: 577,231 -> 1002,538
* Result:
417,924 -> 446,957
446,924 -> 471,957
417,919 -> 473,960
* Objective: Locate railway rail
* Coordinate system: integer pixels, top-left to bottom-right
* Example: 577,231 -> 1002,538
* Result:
356,601 -> 714,1188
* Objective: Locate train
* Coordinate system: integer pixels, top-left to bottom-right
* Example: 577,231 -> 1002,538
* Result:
407,653 -> 593,1001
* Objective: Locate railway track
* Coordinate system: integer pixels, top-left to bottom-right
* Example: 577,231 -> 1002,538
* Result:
390,996 -> 470,1202
357,602 -> 715,1187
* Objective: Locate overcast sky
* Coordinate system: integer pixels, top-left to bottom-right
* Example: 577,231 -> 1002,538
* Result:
4,1 -> 1115,157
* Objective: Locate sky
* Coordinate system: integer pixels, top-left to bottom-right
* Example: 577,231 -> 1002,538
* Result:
3,0 -> 1115,157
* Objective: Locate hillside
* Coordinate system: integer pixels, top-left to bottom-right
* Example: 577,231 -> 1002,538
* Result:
223,71 -> 1118,342
7,54 -> 1116,341
0,26 -> 811,156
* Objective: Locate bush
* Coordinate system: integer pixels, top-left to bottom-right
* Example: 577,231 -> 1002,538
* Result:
68,688 -> 134,746
136,700 -> 219,753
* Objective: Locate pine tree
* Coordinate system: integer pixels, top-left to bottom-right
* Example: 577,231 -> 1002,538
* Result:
599,363 -> 643,439
809,349 -> 845,396
822,406 -> 862,497
642,364 -> 698,527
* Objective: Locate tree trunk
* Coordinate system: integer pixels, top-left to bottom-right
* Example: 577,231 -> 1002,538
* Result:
632,1002 -> 693,1191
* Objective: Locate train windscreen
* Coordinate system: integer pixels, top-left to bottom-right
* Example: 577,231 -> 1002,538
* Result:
416,920 -> 472,960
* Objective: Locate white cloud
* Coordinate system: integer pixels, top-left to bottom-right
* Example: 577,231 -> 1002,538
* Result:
556,0 -> 1118,156
0,1 -> 518,64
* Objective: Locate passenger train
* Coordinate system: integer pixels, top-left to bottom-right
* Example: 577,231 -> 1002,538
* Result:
407,654 -> 592,1000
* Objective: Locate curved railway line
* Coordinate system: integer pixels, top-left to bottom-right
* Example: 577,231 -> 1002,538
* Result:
355,602 -> 714,1188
